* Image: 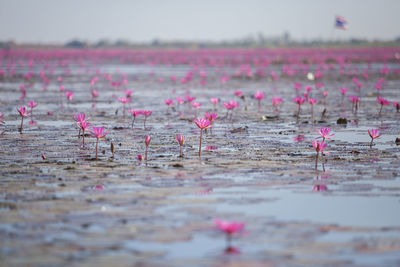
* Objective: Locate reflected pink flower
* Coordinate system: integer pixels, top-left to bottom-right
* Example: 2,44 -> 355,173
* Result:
312,184 -> 328,192
368,129 -> 381,147
294,134 -> 305,142
206,146 -> 217,151
137,154 -> 143,161
224,246 -> 241,255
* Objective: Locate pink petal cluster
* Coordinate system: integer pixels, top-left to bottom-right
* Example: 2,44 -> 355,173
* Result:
215,219 -> 245,235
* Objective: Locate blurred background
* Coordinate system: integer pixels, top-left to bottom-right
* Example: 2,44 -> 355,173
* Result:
0,0 -> 399,48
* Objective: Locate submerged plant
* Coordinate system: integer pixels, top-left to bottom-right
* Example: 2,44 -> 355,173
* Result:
145,135 -> 151,161
368,129 -> 381,148
194,118 -> 211,158
176,134 -> 186,157
90,126 -> 109,160
17,106 -> 31,134
312,140 -> 327,170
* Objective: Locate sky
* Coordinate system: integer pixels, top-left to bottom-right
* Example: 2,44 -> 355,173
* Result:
0,0 -> 399,44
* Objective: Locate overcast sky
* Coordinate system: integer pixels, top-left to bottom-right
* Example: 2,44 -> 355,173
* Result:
0,0 -> 399,44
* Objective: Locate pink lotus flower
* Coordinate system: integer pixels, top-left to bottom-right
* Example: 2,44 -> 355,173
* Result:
145,135 -> 151,161
192,102 -> 202,117
125,90 -> 133,98
79,120 -> 90,147
129,108 -> 142,129
164,99 -> 174,106
17,106 -> 31,133
340,87 -> 348,95
294,83 -> 302,92
368,129 -> 381,147
186,96 -> 196,103
194,118 -> 211,158
215,219 -> 245,242
204,112 -> 218,133
312,140 -> 327,170
316,127 -> 334,141
65,91 -> 74,101
176,134 -> 186,157
349,96 -> 360,113
293,97 -> 305,121
210,98 -> 220,110
91,89 -> 99,99
143,110 -> 152,129
90,126 -> 109,160
137,154 -> 143,161
272,97 -> 283,107
377,97 -> 390,116
254,91 -> 265,111
234,91 -> 244,97
176,97 -> 185,105
118,97 -> 131,118
28,101 -> 38,124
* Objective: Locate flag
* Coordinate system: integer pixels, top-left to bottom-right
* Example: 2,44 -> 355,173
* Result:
335,15 -> 348,30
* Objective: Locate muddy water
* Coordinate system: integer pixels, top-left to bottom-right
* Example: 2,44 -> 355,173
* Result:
1,60 -> 400,266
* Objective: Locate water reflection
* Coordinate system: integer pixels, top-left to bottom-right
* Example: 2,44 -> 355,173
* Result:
312,175 -> 329,192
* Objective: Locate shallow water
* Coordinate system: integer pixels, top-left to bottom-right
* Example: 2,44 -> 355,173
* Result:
1,52 -> 400,266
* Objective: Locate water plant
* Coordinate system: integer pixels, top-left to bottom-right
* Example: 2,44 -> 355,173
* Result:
129,109 -> 142,129
312,140 -> 327,170
118,97 -> 131,118
349,96 -> 360,114
143,110 -> 152,129
308,98 -> 318,121
368,129 -> 381,148
210,98 -> 220,110
316,127 -> 334,142
90,126 -> 109,160
214,219 -> 245,245
176,134 -> 186,157
164,99 -> 174,114
28,101 -> 38,125
293,96 -> 305,122
254,91 -> 265,112
194,118 -> 211,158
377,97 -> 390,116
145,135 -> 151,161
74,113 -> 89,139
17,106 -> 31,134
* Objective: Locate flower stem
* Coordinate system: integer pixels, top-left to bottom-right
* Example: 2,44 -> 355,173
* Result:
20,117 -> 24,134
315,152 -> 319,170
95,139 -> 99,160
199,129 -> 203,158
145,146 -> 148,161
379,104 -> 383,116
179,145 -> 183,158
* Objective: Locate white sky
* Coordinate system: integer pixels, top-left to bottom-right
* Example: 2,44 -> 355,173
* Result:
0,0 -> 399,44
